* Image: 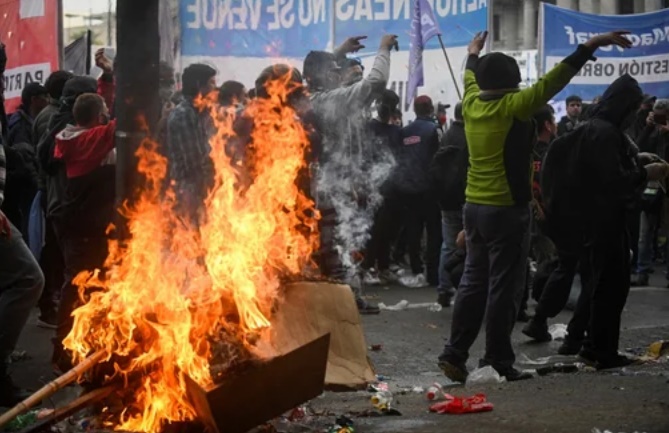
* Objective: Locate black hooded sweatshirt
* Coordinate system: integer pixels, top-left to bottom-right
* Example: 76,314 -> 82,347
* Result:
542,74 -> 646,241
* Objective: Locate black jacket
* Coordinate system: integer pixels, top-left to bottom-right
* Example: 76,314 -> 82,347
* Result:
433,120 -> 468,211
397,117 -> 440,195
557,115 -> 580,136
542,74 -> 646,242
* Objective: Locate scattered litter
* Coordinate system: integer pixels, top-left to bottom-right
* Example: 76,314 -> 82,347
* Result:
518,353 -> 575,366
378,301 -> 443,312
370,390 -> 393,411
548,323 -> 568,341
5,409 -> 55,432
592,429 -> 647,433
426,383 -> 445,401
369,344 -> 383,352
376,374 -> 390,381
647,340 -> 669,359
411,386 -> 425,393
536,363 -> 582,376
368,382 -> 389,392
617,368 -> 669,378
425,324 -> 438,329
328,415 -> 355,433
430,393 -> 494,414
466,366 -> 506,386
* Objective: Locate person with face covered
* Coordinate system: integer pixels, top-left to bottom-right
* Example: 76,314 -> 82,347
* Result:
437,30 -> 634,383
339,57 -> 365,87
303,35 -> 397,314
541,75 -> 668,367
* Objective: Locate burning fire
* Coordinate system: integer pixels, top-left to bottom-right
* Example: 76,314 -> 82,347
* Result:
63,72 -> 319,433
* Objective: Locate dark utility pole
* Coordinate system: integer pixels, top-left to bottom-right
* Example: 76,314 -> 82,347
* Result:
115,0 -> 160,216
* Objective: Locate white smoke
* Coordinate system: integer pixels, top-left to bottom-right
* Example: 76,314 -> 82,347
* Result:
314,100 -> 397,285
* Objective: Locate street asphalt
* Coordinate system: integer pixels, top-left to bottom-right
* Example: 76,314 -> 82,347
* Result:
4,273 -> 669,433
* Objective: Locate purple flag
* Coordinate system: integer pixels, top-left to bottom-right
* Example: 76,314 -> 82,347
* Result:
407,0 -> 442,104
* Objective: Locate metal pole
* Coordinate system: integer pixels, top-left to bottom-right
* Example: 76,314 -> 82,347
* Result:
437,35 -> 462,100
115,0 -> 160,229
107,0 -> 113,46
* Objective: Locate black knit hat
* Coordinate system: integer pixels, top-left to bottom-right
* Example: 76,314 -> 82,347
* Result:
474,52 -> 521,91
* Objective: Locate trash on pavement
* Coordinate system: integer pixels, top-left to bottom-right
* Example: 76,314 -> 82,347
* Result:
4,409 -> 55,432
378,301 -> 442,312
429,393 -> 494,414
328,415 -> 355,433
368,382 -> 389,392
376,374 -> 390,381
369,344 -> 383,352
466,366 -> 506,386
548,323 -> 568,341
370,390 -> 393,411
426,383 -> 445,401
647,340 -> 669,359
536,363 -> 583,376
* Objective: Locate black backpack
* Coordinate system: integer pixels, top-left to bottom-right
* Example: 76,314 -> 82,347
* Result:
429,143 -> 469,210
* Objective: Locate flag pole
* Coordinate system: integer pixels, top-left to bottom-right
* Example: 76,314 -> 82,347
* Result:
437,34 -> 461,100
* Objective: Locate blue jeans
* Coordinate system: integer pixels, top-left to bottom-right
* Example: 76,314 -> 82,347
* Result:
636,210 -> 659,275
438,210 -> 463,294
440,203 -> 530,370
0,221 -> 44,363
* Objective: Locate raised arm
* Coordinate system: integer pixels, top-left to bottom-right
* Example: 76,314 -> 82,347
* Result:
506,31 -> 633,120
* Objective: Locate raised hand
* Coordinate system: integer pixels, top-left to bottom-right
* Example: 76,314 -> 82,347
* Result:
468,31 -> 488,56
585,31 -> 633,50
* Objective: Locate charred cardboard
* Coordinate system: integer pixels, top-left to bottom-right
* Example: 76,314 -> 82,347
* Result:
270,281 -> 376,390
185,334 -> 330,433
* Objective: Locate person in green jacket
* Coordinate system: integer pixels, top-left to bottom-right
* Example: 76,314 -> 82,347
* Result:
437,29 -> 633,383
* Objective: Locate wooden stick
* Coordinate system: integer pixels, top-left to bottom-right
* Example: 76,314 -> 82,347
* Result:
16,385 -> 117,433
0,350 -> 107,429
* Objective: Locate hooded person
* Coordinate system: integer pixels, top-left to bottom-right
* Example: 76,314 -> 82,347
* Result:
437,30 -> 634,384
540,75 -> 669,368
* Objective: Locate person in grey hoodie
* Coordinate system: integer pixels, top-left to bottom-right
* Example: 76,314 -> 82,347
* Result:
303,34 -> 397,314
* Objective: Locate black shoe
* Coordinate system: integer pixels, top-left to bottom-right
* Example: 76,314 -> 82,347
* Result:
0,373 -> 33,407
497,367 -> 533,382
597,354 -> 635,370
557,338 -> 583,355
522,317 -> 552,342
437,292 -> 452,308
437,358 -> 469,383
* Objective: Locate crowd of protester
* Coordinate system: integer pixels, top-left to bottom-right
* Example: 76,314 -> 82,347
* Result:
1,27 -> 668,406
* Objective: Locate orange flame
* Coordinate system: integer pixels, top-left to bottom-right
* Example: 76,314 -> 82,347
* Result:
63,73 -> 319,433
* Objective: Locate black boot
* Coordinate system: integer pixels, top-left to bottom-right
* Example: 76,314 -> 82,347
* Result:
0,365 -> 32,408
522,316 -> 552,342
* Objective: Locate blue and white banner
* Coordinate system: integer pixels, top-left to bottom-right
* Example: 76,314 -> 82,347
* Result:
180,0 -> 332,58
540,3 -> 669,101
335,0 -> 486,50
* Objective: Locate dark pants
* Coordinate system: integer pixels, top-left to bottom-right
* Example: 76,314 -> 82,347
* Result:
53,234 -> 108,364
0,222 -> 44,363
582,227 -> 631,359
38,219 -> 63,317
441,203 -> 530,370
534,246 -> 591,342
362,196 -> 401,272
397,191 -> 442,283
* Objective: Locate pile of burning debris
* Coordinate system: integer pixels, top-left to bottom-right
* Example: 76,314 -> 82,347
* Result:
0,76 -> 377,433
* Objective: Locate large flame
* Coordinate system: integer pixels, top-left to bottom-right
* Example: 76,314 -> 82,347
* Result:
63,73 -> 319,433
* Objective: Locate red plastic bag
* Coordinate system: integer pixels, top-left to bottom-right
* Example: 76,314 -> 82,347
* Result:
429,393 -> 494,414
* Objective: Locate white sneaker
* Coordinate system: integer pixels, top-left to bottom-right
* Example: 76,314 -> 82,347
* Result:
399,273 -> 428,288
